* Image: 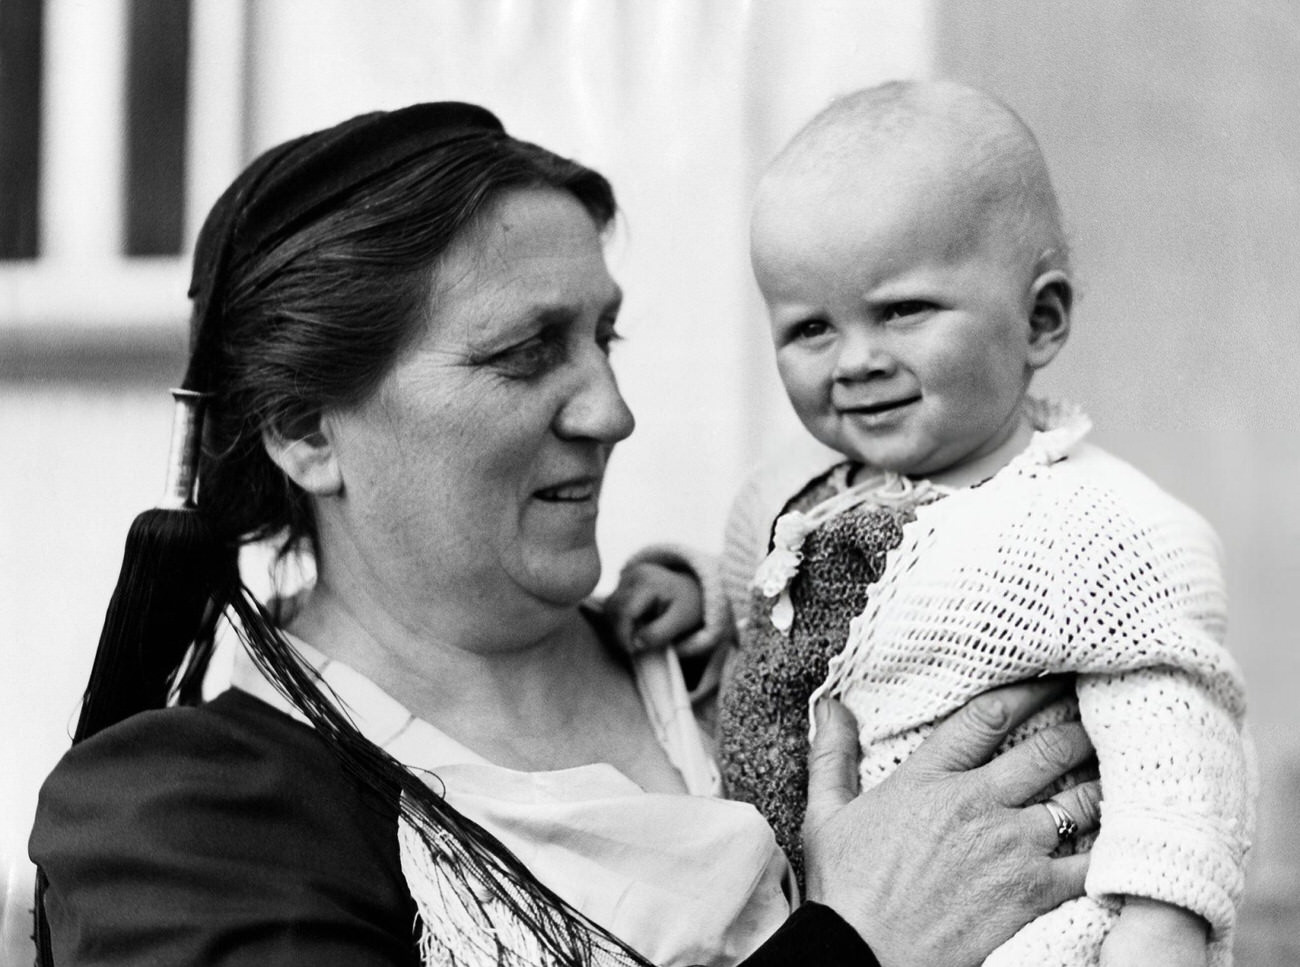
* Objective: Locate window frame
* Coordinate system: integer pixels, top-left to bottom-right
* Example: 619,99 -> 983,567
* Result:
0,0 -> 248,337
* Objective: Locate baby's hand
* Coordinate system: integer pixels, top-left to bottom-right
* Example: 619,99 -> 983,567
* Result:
606,561 -> 704,654
1099,897 -> 1208,967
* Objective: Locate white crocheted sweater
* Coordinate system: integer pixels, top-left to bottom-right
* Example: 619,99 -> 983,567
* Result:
716,401 -> 1254,966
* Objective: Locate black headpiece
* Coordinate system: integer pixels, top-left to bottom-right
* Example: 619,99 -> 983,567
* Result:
184,102 -> 503,392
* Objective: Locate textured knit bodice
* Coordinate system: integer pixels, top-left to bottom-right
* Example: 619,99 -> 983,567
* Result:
717,469 -> 908,884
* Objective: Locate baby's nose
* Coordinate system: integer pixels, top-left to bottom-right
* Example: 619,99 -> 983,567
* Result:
833,329 -> 897,380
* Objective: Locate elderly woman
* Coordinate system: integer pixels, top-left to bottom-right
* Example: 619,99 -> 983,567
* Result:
29,103 -> 1098,967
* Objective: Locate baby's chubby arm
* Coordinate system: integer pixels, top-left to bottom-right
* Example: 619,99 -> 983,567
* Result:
1099,898 -> 1208,967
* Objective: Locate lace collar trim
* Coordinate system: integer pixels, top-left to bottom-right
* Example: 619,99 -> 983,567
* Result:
753,398 -> 1090,632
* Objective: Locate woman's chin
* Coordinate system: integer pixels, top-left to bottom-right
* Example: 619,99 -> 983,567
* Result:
517,547 -> 604,607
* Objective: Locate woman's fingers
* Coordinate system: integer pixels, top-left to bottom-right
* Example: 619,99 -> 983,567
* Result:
1018,779 -> 1102,855
1039,853 -> 1091,914
1062,779 -> 1103,835
804,699 -> 862,833
977,721 -> 1095,807
903,677 -> 1074,776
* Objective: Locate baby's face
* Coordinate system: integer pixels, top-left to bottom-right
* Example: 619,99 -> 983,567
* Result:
751,165 -> 1048,484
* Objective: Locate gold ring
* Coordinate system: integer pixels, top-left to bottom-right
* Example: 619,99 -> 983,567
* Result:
1043,799 -> 1079,842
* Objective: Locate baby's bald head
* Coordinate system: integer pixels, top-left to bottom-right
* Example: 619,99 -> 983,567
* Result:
750,81 -> 1074,483
758,80 -> 1068,277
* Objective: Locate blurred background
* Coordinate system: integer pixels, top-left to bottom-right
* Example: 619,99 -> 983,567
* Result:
1,1 -> 1296,963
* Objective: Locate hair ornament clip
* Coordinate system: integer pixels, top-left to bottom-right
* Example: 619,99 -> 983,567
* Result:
158,389 -> 211,510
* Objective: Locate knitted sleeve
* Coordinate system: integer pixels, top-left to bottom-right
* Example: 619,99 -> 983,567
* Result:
1055,492 -> 1252,947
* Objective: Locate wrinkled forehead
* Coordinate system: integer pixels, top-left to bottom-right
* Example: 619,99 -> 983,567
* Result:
432,185 -> 604,275
422,188 -> 618,336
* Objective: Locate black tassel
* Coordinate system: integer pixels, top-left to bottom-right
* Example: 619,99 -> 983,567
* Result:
73,508 -> 222,742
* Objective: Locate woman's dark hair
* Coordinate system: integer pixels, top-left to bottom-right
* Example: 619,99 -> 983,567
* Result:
36,104 -> 648,966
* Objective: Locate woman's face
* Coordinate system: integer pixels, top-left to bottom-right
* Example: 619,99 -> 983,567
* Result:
321,188 -> 633,623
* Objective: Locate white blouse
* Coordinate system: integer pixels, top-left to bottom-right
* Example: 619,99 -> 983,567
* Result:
230,626 -> 793,967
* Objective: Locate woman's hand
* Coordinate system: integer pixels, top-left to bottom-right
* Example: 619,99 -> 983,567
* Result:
802,679 -> 1101,967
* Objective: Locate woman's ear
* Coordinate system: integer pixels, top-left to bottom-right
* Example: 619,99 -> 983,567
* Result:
262,416 -> 342,496
1026,268 -> 1073,370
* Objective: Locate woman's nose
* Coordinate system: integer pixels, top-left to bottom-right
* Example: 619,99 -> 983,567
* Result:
555,352 -> 636,444
833,327 -> 896,381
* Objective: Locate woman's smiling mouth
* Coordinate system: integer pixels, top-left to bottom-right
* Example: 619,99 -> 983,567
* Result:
535,479 -> 599,502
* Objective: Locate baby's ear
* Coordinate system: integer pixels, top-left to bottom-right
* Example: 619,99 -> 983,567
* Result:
262,414 -> 343,497
1026,268 -> 1072,369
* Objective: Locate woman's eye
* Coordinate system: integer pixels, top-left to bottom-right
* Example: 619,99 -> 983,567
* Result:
596,319 -> 623,355
882,301 -> 934,322
494,335 -> 566,378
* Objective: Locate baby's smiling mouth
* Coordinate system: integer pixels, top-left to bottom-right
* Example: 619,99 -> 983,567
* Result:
839,393 -> 921,416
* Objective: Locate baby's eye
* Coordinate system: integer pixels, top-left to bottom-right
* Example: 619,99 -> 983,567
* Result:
789,318 -> 832,342
881,301 -> 935,322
